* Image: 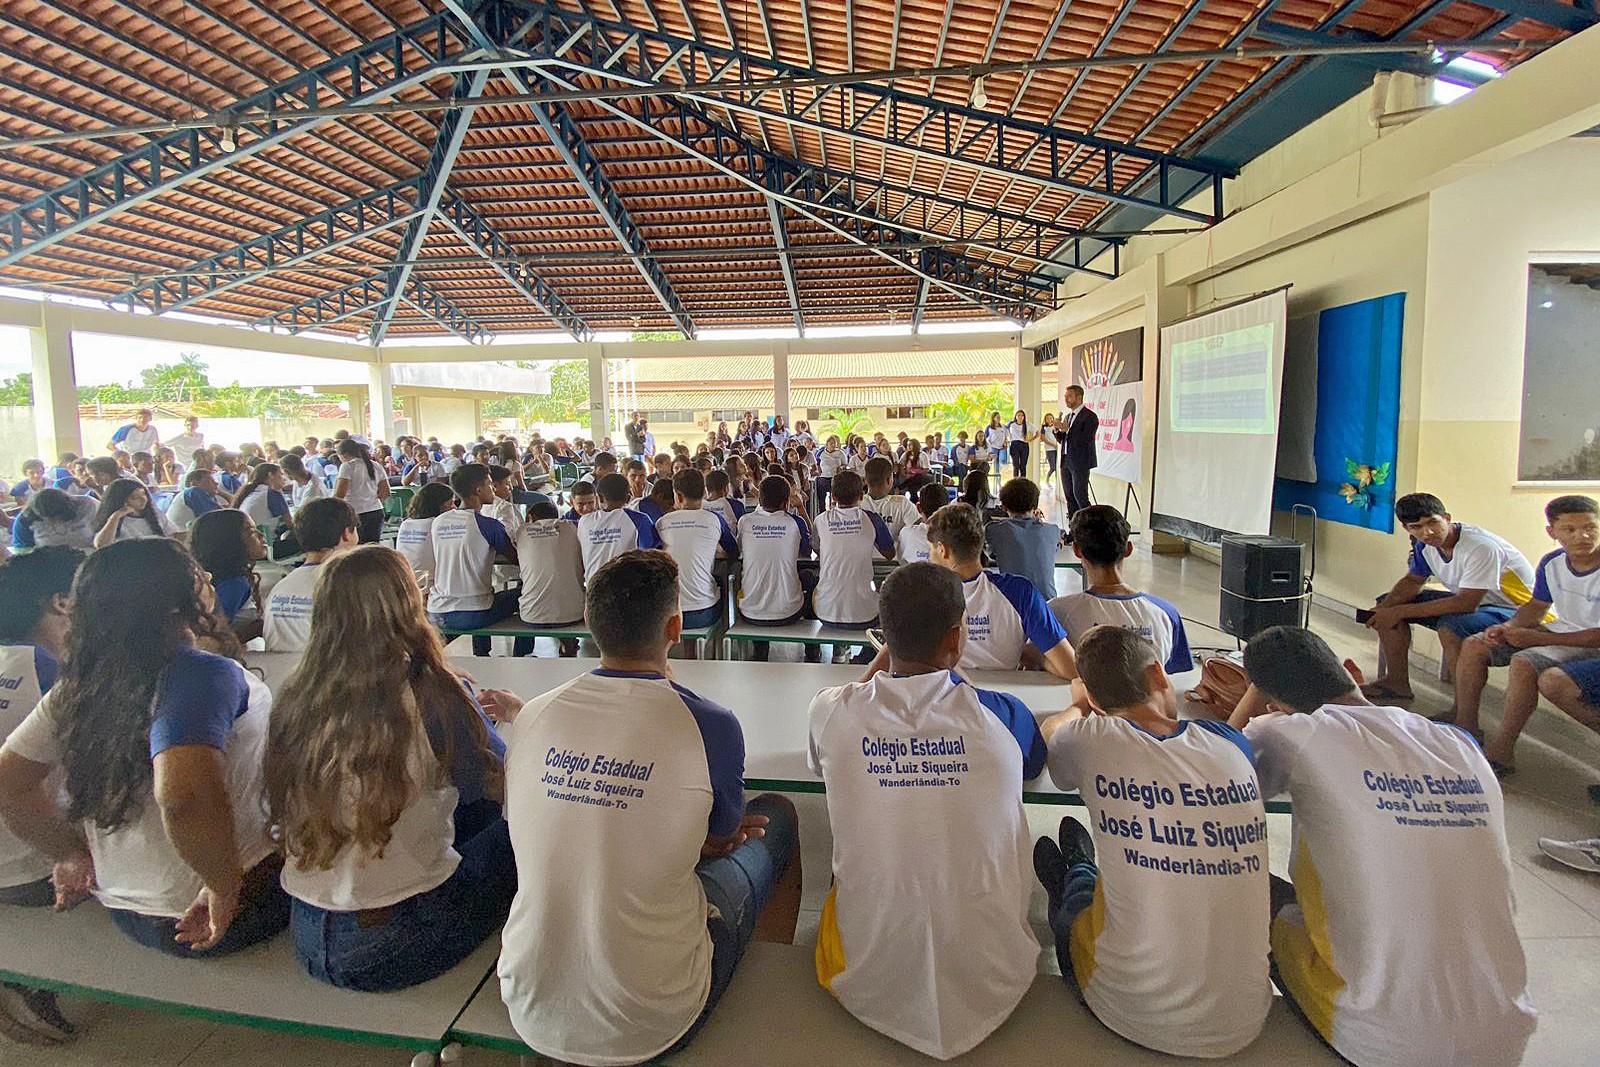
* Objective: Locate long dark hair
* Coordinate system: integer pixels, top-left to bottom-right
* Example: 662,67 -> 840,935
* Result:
56,539 -> 215,830
191,508 -> 256,581
93,478 -> 159,531
23,487 -> 83,524
408,481 -> 456,520
961,468 -> 992,510
337,438 -> 376,482
231,462 -> 281,508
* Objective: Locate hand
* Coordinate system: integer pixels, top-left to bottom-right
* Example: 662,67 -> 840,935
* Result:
1342,658 -> 1367,685
477,687 -> 525,724
52,852 -> 95,910
1503,626 -> 1543,650
1364,608 -> 1401,631
174,881 -> 241,951
1481,624 -> 1509,648
117,505 -> 137,519
701,813 -> 769,859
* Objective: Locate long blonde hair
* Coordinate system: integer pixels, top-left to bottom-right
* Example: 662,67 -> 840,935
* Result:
265,545 -> 501,870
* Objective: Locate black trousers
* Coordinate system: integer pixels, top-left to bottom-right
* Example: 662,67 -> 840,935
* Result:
1064,464 -> 1092,517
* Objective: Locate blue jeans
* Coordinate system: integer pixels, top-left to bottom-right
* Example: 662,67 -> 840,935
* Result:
108,856 -> 291,959
292,817 -> 517,992
1382,588 -> 1515,638
512,489 -> 551,509
661,795 -> 798,1058
683,603 -> 724,630
433,589 -> 533,657
1046,861 -> 1099,991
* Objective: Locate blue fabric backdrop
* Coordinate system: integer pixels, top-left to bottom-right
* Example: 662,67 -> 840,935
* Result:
1273,293 -> 1405,532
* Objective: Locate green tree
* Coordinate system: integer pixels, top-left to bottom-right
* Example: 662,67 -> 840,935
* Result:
924,380 -> 1015,439
628,330 -> 686,342
482,359 -> 589,424
0,373 -> 31,406
821,407 -> 875,440
140,353 -> 210,402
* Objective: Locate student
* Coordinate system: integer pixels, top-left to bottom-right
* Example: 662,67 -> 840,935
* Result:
1232,626 -> 1535,1067
1049,505 -> 1191,675
280,453 -> 327,508
986,477 -> 1062,598
623,458 -> 650,507
703,469 -> 746,531
738,475 -> 814,627
107,409 -> 160,455
1362,492 -> 1539,701
859,456 -> 918,543
442,443 -> 468,474
815,434 -> 846,510
402,443 -> 446,486
926,503 -> 1077,680
495,550 -> 801,1065
267,546 -> 515,991
233,463 -> 296,558
0,539 -> 286,958
333,438 -> 390,544
91,479 -> 175,548
261,499 -> 358,653
190,510 -> 267,641
427,464 -> 530,658
83,455 -> 130,496
11,489 -> 96,552
960,467 -> 996,515
983,412 -> 1009,469
577,472 -> 662,584
214,453 -> 244,496
130,451 -> 158,487
561,479 -> 597,524
814,471 -> 894,635
809,563 -> 1043,1058
1036,413 -> 1061,485
592,451 -> 619,480
1451,494 -> 1600,774
395,481 -> 454,586
166,469 -> 226,532
949,431 -> 973,483
8,459 -> 47,507
898,482 -> 946,564
1034,626 -> 1270,1057
515,501 -> 585,656
484,465 -> 524,539
655,470 -> 738,634
165,417 -> 203,465
638,478 -> 676,524
1006,409 -> 1030,479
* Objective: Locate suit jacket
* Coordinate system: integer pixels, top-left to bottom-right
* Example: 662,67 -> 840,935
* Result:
1060,407 -> 1099,471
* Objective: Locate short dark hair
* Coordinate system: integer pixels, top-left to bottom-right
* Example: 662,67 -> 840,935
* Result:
408,482 -> 456,520
280,454 -> 307,478
623,459 -> 646,475
529,501 -> 561,521
879,562 -> 965,663
85,456 -> 120,480
487,464 -> 512,484
927,502 -> 984,562
649,479 -> 676,506
449,462 -> 492,499
1242,625 -> 1355,713
597,472 -> 632,504
706,469 -> 731,496
1546,494 -> 1600,524
1075,626 -> 1159,711
1069,505 -> 1131,566
295,497 -> 357,552
587,550 -> 679,658
571,479 -> 596,498
673,469 -> 706,501
864,456 -> 894,485
759,475 -> 790,510
594,453 -> 618,473
0,546 -> 84,642
998,477 -> 1040,514
831,470 -> 865,506
1394,493 -> 1446,525
183,468 -> 212,488
916,482 -> 947,517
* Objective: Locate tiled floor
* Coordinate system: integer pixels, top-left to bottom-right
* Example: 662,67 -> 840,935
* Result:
5,548 -> 1597,1066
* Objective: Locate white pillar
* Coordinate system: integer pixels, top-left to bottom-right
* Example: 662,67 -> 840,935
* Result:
587,352 -> 610,440
473,398 -> 484,437
29,303 -> 82,461
367,361 -> 396,443
347,386 -> 369,437
1013,336 -> 1042,480
773,348 -> 791,427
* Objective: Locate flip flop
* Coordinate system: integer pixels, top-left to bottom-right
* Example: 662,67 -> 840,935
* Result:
1426,714 -> 1484,743
1361,681 -> 1415,703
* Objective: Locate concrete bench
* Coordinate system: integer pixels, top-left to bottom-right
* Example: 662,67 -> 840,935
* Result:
447,941 -> 1342,1065
725,617 -> 877,658
436,616 -> 725,658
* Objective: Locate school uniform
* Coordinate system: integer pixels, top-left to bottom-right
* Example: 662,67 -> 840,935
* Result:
261,562 -> 320,653
484,496 -> 524,540
861,493 -> 919,544
516,519 -> 586,626
427,509 -> 528,657
212,572 -> 255,623
396,516 -> 438,586
637,496 -> 669,525
815,447 -> 847,508
1049,591 -> 1193,675
577,507 -> 662,584
737,508 -> 812,624
898,520 -> 931,564
1482,547 -> 1600,687
110,423 -> 160,454
957,570 -> 1069,672
112,509 -> 176,541
238,486 -> 294,555
0,645 -> 58,902
656,509 -> 738,628
1401,525 -> 1538,638
10,496 -> 97,551
814,506 -> 893,627
704,495 -> 746,532
337,459 -> 386,543
290,476 -> 327,508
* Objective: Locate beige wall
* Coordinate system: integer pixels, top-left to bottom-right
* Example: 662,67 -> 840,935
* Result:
414,396 -> 479,447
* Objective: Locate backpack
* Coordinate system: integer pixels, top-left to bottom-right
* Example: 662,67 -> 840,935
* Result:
1184,654 -> 1250,720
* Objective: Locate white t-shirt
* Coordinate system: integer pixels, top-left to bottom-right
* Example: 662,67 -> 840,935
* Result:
818,448 -> 848,478
499,670 -> 747,1066
1049,591 -> 1193,675
958,570 -> 1070,672
1006,421 -> 1028,443
516,519 -> 586,625
897,521 -> 931,563
428,509 -> 515,615
1047,716 -> 1271,1058
577,507 -> 661,584
165,433 -> 205,463
0,645 -> 57,889
114,509 -> 176,540
484,496 -> 523,540
336,458 -> 385,515
808,671 -> 1044,1058
112,423 -> 160,454
262,562 -> 320,653
814,506 -> 893,626
861,493 -> 919,543
737,508 -> 811,622
1532,548 -> 1600,631
0,650 -> 273,918
984,426 -> 1009,453
237,485 -> 289,528
703,495 -> 744,533
1408,524 -> 1537,609
656,508 -> 736,612
291,475 -> 327,508
1245,704 -> 1536,1067
396,516 -> 438,583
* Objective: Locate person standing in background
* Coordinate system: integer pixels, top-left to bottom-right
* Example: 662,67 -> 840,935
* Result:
165,417 -> 204,465
1007,410 -> 1031,479
1037,413 -> 1061,486
624,412 -> 646,460
107,409 -> 160,456
1060,386 -> 1099,522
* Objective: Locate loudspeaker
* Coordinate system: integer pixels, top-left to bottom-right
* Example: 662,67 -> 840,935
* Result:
1220,535 -> 1307,640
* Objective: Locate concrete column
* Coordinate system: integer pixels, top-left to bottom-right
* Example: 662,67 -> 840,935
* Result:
773,348 -> 792,427
587,353 -> 610,441
367,361 -> 396,443
29,302 -> 82,461
347,387 -> 369,437
473,398 -> 484,437
1013,335 -> 1042,480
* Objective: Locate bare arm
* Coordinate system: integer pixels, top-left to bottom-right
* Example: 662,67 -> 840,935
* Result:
333,477 -> 350,500
1040,639 -> 1079,682
0,750 -> 86,863
92,507 -> 132,549
153,746 -> 243,949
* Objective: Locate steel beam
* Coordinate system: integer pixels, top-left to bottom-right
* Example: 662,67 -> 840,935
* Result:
438,192 -> 595,340
910,277 -> 931,332
253,272 -> 488,342
765,199 -> 805,334
1479,0 -> 1598,31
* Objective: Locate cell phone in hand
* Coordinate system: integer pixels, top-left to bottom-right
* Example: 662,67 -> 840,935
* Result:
1354,608 -> 1376,624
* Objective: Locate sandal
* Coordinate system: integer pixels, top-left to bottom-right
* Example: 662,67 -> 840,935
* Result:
1361,681 -> 1415,703
1426,714 -> 1484,744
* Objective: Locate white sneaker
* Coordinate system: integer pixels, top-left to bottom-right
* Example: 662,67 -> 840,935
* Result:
1538,837 -> 1600,874
0,984 -> 74,1046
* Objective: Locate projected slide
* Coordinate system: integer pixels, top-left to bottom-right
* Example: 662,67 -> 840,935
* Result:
1169,322 -> 1278,434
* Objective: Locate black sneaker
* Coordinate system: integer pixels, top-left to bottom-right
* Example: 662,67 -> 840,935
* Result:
1032,837 -> 1067,916
1059,816 -> 1096,869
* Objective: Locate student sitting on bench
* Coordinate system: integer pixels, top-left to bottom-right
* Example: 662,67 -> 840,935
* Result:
859,456 -> 918,543
1049,505 -> 1192,676
897,482 -> 947,564
268,546 -> 515,991
809,562 -> 1043,1059
985,477 -> 1061,598
516,501 -> 585,657
395,482 -> 455,590
638,478 -> 676,525
1231,626 -> 1535,1067
560,479 -> 597,524
703,469 -> 746,532
1362,492 -> 1539,702
0,539 -> 286,958
165,469 -> 226,532
427,464 -> 530,658
1035,625 -> 1270,1057
495,550 -> 801,1066
484,464 -> 524,539
814,471 -> 895,644
578,472 -> 661,584
926,503 -> 1077,680
656,470 -> 737,636
262,499 -> 358,653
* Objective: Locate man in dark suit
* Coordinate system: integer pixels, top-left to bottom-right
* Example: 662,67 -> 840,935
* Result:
1059,384 -> 1098,521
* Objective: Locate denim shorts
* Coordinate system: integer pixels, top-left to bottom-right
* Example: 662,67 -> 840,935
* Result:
1390,589 -> 1516,638
1558,657 -> 1600,705
1484,638 -> 1600,674
682,603 -> 724,630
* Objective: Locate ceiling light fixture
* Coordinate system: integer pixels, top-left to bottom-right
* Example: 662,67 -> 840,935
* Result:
971,76 -> 988,109
219,125 -> 237,152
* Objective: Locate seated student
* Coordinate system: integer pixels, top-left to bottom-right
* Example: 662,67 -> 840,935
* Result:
809,563 -> 1043,1059
655,470 -> 738,637
130,451 -> 158,487
986,477 -> 1062,598
11,488 -> 96,551
738,475 -> 814,626
483,464 -> 523,539
578,472 -> 662,584
266,546 -> 515,991
190,510 -> 268,642
493,550 -> 801,1065
9,459 -> 48,507
279,453 -> 327,509
515,502 -> 584,657
396,482 -> 455,587
1231,626 -> 1535,1067
960,466 -> 997,516
703,469 -> 746,531
0,539 -> 286,958
898,482 -> 947,564
1048,505 -> 1191,676
560,479 -> 597,524
91,479 -> 175,548
402,443 -> 446,486
623,458 -> 650,507
637,477 -> 676,524
814,471 -> 895,639
233,462 -> 297,559
426,464 -> 531,659
165,469 -> 226,532
1363,492 -> 1539,701
1034,625 -> 1270,1057
262,499 -> 358,653
1450,494 -> 1600,775
214,453 -> 244,496
650,452 -> 675,485
859,456 -> 919,544
924,503 -> 1077,680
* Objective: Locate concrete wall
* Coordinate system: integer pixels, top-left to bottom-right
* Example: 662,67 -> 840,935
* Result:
414,395 -> 479,446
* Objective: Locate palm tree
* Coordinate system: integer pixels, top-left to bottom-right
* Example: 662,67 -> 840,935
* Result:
924,380 -> 1015,439
822,407 -> 875,440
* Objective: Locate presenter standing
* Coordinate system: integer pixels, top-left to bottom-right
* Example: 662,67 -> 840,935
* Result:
1060,386 -> 1098,521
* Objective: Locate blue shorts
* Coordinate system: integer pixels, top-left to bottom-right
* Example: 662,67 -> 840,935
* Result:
1387,589 -> 1516,638
1558,657 -> 1600,706
682,603 -> 724,630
